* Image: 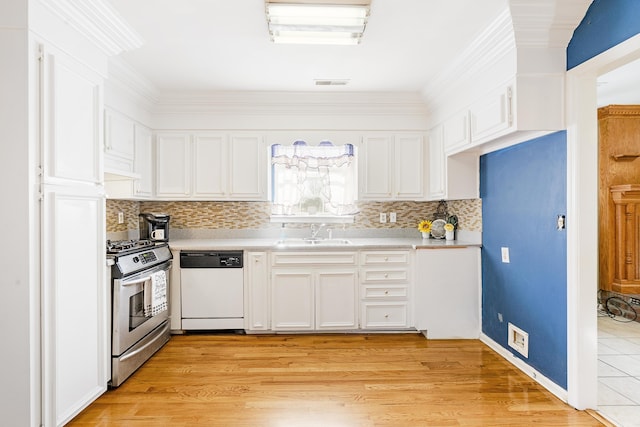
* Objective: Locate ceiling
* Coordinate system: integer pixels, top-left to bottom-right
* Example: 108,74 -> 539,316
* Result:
107,0 -> 640,105
597,58 -> 640,107
108,0 -> 508,93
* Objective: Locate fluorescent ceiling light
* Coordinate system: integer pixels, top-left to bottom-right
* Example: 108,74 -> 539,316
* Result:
266,2 -> 370,45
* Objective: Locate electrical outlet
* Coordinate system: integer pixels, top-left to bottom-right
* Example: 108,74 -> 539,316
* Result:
379,213 -> 387,223
497,313 -> 503,323
631,298 -> 640,305
501,247 -> 510,263
389,212 -> 397,223
118,212 -> 124,224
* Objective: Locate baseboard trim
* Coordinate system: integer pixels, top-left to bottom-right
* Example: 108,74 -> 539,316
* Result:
480,333 -> 568,403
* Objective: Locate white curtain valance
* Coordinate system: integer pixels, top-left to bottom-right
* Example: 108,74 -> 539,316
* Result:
271,141 -> 354,169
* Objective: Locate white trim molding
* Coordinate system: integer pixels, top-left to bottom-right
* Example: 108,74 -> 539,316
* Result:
480,333 -> 568,403
38,0 -> 144,56
565,32 -> 640,411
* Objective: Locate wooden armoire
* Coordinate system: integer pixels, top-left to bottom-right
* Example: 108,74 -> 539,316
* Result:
598,105 -> 640,293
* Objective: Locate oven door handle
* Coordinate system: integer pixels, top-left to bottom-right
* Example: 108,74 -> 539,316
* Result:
119,261 -> 172,287
119,322 -> 170,363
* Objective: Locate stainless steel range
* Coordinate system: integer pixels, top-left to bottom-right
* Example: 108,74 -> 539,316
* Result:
107,239 -> 173,387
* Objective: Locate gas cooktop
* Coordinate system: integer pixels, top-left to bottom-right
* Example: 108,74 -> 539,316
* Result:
106,239 -> 159,255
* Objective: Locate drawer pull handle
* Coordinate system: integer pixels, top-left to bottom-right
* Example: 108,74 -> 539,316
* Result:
384,314 -> 389,318
384,273 -> 388,278
384,257 -> 388,261
384,290 -> 389,295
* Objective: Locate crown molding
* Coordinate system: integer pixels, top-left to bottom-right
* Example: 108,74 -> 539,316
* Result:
510,0 -> 593,48
107,57 -> 159,106
421,0 -> 591,114
38,0 -> 144,56
421,8 -> 515,109
153,91 -> 429,117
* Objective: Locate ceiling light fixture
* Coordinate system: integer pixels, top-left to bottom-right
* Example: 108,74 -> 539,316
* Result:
265,1 -> 370,45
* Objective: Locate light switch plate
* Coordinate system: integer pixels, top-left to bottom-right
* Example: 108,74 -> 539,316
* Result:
501,247 -> 510,263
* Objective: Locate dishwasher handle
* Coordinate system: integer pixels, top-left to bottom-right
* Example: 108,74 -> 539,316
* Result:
180,251 -> 243,268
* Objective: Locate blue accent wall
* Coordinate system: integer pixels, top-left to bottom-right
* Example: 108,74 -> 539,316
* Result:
567,0 -> 640,69
480,131 -> 567,388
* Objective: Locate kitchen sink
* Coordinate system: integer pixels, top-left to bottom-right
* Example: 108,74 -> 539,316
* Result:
274,238 -> 353,247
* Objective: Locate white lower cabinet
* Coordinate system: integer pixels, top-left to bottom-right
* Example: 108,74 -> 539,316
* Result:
359,250 -> 412,329
415,247 -> 480,338
271,252 -> 358,331
42,184 -> 108,426
245,252 -> 270,331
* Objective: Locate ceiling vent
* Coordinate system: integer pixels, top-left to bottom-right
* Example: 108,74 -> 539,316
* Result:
314,79 -> 350,86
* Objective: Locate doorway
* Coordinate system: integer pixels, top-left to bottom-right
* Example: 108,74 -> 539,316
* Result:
566,32 -> 640,414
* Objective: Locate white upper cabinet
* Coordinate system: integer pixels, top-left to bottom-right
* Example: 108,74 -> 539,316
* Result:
229,135 -> 266,200
133,124 -> 153,198
427,125 -> 479,200
427,125 -> 446,199
104,109 -> 135,174
440,76 -> 564,155
442,111 -> 470,154
155,132 -> 267,200
41,45 -> 102,185
360,134 -> 425,200
156,132 -> 191,198
193,133 -> 227,198
394,135 -> 425,199
469,86 -> 511,143
359,135 -> 393,198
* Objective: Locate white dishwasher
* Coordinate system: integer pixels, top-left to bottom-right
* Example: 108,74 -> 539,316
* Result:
180,250 -> 244,330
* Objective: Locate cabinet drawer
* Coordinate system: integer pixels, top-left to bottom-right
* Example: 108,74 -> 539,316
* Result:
360,269 -> 408,283
361,285 -> 408,299
361,302 -> 409,329
360,251 -> 409,265
272,252 -> 357,266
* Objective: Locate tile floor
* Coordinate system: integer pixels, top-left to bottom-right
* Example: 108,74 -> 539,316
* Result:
598,314 -> 640,426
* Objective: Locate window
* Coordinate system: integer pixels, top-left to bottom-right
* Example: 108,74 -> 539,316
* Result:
270,140 -> 358,216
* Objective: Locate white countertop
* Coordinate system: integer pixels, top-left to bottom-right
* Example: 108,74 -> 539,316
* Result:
168,237 -> 481,251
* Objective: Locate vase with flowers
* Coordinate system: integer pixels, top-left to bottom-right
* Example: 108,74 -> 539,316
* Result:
418,220 -> 432,239
444,223 -> 455,240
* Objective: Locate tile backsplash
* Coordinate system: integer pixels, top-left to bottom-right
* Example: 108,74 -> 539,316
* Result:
107,199 -> 482,235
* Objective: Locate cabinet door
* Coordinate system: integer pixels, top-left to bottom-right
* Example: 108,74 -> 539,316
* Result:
104,110 -> 135,161
360,136 -> 393,199
442,111 -> 470,153
271,270 -> 314,330
193,134 -> 227,198
133,125 -> 153,198
229,134 -> 266,200
428,125 -> 446,199
156,133 -> 190,198
42,185 -> 108,426
415,248 -> 480,338
395,135 -> 425,199
246,252 -> 270,331
316,270 -> 358,330
470,86 -> 512,143
41,46 -> 102,185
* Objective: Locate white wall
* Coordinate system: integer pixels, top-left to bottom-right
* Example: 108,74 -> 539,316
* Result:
0,0 -> 39,424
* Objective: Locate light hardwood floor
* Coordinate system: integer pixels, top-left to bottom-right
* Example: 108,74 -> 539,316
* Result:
69,333 -> 604,426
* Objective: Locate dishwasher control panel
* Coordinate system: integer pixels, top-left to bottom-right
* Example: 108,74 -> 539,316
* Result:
180,250 -> 244,268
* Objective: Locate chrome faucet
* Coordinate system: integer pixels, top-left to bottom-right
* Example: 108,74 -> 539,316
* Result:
310,223 -> 326,239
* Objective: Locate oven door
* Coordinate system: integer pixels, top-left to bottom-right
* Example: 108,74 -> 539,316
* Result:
112,260 -> 171,356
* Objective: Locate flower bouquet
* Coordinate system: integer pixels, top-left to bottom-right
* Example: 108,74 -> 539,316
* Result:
418,220 -> 432,239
